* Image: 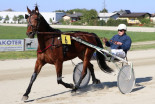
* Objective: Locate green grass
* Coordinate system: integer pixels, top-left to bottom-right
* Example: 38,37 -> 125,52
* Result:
0,26 -> 27,39
0,51 -> 36,60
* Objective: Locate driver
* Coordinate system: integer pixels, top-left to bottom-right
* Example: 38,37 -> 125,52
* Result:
103,24 -> 132,58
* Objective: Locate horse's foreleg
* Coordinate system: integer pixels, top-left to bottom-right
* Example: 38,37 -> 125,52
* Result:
55,61 -> 74,89
22,59 -> 44,101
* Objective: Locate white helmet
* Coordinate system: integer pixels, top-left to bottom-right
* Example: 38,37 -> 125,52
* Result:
117,24 -> 127,31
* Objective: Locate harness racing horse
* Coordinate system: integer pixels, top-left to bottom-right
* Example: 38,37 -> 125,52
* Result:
22,6 -> 113,101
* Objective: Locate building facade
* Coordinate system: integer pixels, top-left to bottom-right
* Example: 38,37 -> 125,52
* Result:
98,13 -> 119,22
63,12 -> 83,22
118,13 -> 151,25
0,11 -> 66,24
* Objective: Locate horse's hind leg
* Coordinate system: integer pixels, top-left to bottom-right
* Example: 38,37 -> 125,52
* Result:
55,61 -> 74,89
22,59 -> 45,101
72,48 -> 93,92
78,53 -> 100,84
88,63 -> 101,84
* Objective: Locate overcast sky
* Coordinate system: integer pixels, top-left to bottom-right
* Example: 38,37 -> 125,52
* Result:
0,0 -> 154,13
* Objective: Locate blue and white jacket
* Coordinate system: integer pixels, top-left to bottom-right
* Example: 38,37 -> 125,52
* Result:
105,34 -> 132,53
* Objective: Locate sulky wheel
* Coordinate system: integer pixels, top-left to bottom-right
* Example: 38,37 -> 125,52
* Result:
117,65 -> 135,94
73,62 -> 91,88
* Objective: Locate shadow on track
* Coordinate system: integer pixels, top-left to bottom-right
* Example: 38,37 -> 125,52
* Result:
24,90 -> 71,103
132,77 -> 153,92
24,77 -> 152,103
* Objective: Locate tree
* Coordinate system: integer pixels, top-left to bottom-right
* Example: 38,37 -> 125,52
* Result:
66,8 -> 88,14
66,10 -> 74,14
4,15 -> 9,23
13,16 -> 18,23
59,19 -> 70,25
98,20 -> 106,26
100,8 -> 108,13
82,9 -> 98,25
49,18 -> 53,24
54,10 -> 65,12
18,15 -> 24,23
139,18 -> 151,25
107,18 -> 128,26
0,16 -> 3,21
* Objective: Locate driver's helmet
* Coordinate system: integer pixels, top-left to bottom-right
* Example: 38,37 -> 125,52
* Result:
117,24 -> 127,31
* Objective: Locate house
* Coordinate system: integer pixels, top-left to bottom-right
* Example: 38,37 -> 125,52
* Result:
63,12 -> 83,22
151,13 -> 155,23
0,10 -> 65,24
98,13 -> 119,22
118,12 -> 151,24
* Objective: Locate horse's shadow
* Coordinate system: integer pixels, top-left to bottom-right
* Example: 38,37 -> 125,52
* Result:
24,77 -> 152,103
24,90 -> 72,103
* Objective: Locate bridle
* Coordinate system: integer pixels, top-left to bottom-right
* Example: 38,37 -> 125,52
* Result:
25,12 -> 41,35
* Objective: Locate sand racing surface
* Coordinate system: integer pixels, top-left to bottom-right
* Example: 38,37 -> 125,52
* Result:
0,49 -> 155,104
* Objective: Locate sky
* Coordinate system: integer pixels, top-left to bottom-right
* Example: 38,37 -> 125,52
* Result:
0,0 -> 155,13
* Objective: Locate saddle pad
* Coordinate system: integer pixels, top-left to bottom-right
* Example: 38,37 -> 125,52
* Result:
61,34 -> 71,45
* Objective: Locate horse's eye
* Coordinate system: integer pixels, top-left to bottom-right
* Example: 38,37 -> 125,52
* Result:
25,14 -> 29,19
35,18 -> 39,21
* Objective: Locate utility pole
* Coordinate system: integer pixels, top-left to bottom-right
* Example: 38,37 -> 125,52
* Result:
102,0 -> 108,13
103,0 -> 106,10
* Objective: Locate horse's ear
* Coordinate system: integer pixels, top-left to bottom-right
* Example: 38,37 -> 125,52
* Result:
35,6 -> 39,14
25,14 -> 29,19
27,6 -> 31,14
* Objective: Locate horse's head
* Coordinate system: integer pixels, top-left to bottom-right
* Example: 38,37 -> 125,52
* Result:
25,6 -> 41,38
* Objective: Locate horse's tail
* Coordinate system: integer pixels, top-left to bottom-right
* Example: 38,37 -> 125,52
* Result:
94,34 -> 113,73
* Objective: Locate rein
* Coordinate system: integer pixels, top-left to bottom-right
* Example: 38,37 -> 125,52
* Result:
110,40 -> 118,44
37,32 -> 61,35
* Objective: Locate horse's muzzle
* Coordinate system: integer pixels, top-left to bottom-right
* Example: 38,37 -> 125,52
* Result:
26,32 -> 35,38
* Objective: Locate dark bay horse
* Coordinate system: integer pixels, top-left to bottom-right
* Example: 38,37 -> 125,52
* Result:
22,6 -> 113,101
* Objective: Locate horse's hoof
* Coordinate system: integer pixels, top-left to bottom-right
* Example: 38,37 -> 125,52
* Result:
71,90 -> 77,96
71,86 -> 78,93
71,89 -> 77,93
21,96 -> 29,101
93,79 -> 101,84
70,83 -> 75,89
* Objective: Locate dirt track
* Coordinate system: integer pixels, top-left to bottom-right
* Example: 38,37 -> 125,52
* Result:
0,49 -> 155,104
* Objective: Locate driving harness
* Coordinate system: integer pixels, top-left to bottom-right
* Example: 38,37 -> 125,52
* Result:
37,36 -> 69,58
